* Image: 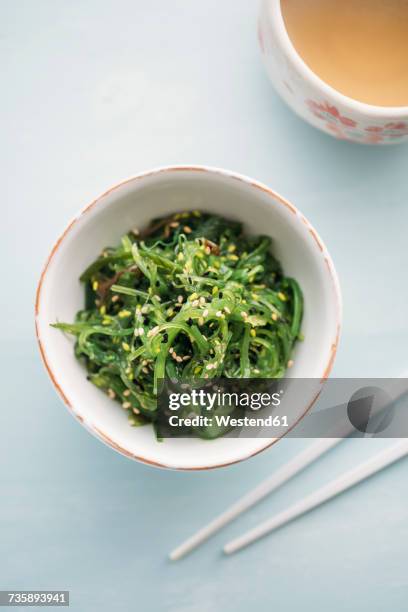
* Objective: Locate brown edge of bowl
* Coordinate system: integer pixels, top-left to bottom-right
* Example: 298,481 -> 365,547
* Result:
34,165 -> 342,471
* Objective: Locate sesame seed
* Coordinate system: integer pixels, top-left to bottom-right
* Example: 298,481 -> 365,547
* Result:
133,407 -> 140,415
216,310 -> 223,317
142,367 -> 149,374
241,311 -> 248,319
224,306 -> 231,314
141,305 -> 149,314
169,347 -> 174,354
177,295 -> 184,304
199,297 -> 206,306
138,327 -> 144,336
123,389 -> 131,397
155,295 -> 162,302
132,227 -> 140,236
122,342 -> 130,351
148,326 -> 160,338
183,225 -> 192,234
183,355 -> 191,361
192,300 -> 199,308
176,356 -> 183,363
170,221 -> 179,228
111,295 -> 119,303
122,402 -> 131,409
107,388 -> 116,399
198,317 -> 204,326
203,309 -> 209,318
205,246 -> 211,255
287,360 -> 294,368
118,309 -> 131,318
272,313 -> 279,321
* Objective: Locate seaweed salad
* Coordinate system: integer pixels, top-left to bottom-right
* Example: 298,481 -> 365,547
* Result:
53,211 -> 303,434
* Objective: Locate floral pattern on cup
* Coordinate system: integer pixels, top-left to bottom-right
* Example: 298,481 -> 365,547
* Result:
306,99 -> 408,144
307,100 -> 356,127
364,122 -> 408,143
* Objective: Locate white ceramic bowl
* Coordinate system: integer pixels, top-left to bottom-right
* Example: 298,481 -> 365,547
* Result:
35,166 -> 342,470
259,0 -> 408,144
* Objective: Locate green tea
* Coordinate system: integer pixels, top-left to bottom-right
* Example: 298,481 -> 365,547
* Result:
281,0 -> 408,107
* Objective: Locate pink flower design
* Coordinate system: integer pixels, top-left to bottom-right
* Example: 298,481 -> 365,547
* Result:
258,25 -> 265,54
305,98 -> 408,142
365,121 -> 408,140
386,122 -> 408,131
364,133 -> 384,144
325,122 -> 349,140
365,126 -> 383,133
306,100 -> 357,128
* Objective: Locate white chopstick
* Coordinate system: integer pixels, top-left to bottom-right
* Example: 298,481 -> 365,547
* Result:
224,438 -> 408,554
169,437 -> 341,561
169,377 -> 408,561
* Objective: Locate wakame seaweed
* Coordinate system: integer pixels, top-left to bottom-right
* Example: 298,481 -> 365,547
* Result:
53,211 -> 303,436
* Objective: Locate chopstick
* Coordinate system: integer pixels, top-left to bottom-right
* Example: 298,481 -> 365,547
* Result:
169,377 -> 408,561
224,438 -> 408,554
169,437 -> 341,561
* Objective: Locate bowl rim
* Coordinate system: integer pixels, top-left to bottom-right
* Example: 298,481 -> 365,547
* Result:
35,164 -> 342,470
266,0 -> 408,118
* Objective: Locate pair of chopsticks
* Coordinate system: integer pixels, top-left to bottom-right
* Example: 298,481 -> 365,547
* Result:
169,379 -> 408,560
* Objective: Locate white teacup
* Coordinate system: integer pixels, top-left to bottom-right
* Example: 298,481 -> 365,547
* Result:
259,0 -> 408,145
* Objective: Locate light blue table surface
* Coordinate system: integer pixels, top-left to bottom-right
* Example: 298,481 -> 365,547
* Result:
2,1 -> 408,610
